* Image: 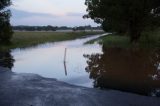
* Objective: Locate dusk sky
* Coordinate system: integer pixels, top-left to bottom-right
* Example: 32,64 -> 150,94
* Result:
10,0 -> 98,26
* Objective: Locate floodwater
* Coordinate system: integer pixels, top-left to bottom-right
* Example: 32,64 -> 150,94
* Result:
11,34 -> 104,87
0,34 -> 160,97
84,47 -> 160,97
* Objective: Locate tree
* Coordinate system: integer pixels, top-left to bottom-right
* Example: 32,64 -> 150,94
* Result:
84,0 -> 160,42
0,0 -> 13,43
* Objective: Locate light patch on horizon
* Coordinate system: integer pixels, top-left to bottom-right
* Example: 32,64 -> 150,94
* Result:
10,0 -> 98,26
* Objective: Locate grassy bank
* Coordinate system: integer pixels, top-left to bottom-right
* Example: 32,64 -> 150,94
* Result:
88,29 -> 160,48
99,35 -> 130,48
0,31 -> 103,49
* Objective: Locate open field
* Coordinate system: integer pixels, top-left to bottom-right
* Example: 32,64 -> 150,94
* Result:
0,31 -> 104,49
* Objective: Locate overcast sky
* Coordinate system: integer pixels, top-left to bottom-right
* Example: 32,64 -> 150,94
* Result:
10,0 -> 98,26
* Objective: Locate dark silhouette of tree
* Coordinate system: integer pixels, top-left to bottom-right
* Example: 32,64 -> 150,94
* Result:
72,27 -> 77,32
0,50 -> 14,69
0,0 -> 13,43
13,25 -> 102,31
84,0 -> 160,42
12,26 -> 57,31
72,26 -> 86,32
84,47 -> 160,96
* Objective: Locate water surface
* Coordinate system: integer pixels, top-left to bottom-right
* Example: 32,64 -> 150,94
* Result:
11,35 -> 104,87
84,47 -> 160,96
0,34 -> 160,97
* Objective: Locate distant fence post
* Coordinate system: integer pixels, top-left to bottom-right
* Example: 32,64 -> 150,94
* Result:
64,48 -> 67,63
64,48 -> 67,76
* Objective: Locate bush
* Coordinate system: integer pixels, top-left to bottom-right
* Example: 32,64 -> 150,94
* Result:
0,1 -> 13,43
0,22 -> 13,43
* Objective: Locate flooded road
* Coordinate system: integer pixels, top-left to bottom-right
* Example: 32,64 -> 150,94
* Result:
0,33 -> 160,97
11,34 -> 105,87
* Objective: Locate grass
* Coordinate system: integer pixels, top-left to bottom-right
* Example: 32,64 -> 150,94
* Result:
87,29 -> 160,48
138,29 -> 160,48
100,35 -> 130,48
85,33 -> 130,47
0,31 -> 104,50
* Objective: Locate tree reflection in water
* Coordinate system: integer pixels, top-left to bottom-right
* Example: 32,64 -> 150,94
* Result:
84,46 -> 160,97
0,50 -> 14,70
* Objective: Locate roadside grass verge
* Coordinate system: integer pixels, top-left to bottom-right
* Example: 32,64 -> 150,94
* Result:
138,29 -> 160,48
0,31 -> 104,50
101,35 -> 130,48
86,29 -> 160,48
85,34 -> 130,48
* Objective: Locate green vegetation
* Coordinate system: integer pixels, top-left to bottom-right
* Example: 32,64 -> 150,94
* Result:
138,29 -> 160,48
85,34 -> 131,48
0,0 -> 13,42
87,29 -> 160,48
85,0 -> 160,42
0,31 -> 103,49
100,35 -> 131,48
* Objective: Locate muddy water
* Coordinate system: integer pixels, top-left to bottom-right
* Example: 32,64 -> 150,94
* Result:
84,47 -> 160,96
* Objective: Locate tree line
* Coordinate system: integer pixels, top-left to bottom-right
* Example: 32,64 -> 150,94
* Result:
13,26 -> 57,31
12,25 -> 102,31
85,0 -> 160,42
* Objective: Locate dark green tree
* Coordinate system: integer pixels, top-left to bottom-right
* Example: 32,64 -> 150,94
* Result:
84,0 -> 160,42
0,0 -> 13,43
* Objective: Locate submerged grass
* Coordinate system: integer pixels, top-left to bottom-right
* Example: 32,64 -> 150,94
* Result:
0,31 -> 103,50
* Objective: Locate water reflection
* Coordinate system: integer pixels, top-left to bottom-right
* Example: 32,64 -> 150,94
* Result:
63,48 -> 68,76
84,46 -> 160,96
11,35 -> 103,87
64,61 -> 68,76
0,50 -> 14,69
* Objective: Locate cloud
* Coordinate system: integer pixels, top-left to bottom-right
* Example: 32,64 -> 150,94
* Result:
11,9 -> 58,19
11,14 -> 98,27
11,0 -> 86,16
10,0 -> 98,26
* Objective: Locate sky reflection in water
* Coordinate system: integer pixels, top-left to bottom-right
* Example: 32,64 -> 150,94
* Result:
0,34 -> 160,97
11,35 -> 103,87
